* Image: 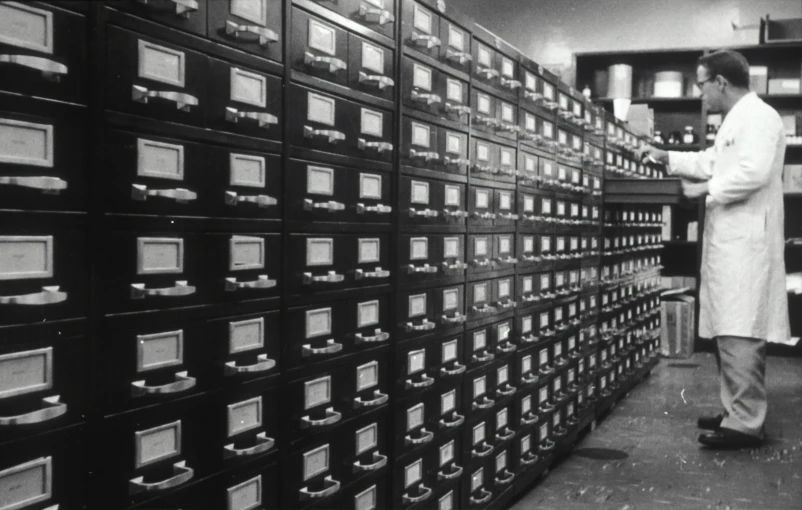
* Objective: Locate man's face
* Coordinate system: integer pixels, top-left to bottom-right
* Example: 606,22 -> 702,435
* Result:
697,65 -> 722,113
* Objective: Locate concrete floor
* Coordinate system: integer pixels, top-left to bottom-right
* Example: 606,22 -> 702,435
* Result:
511,353 -> 802,510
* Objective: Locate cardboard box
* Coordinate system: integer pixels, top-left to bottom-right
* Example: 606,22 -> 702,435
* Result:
660,292 -> 696,358
768,78 -> 801,94
784,164 -> 802,192
749,66 -> 768,94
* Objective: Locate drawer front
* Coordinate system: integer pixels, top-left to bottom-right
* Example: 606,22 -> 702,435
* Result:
398,284 -> 464,342
289,85 -> 394,163
491,404 -> 516,450
207,58 -> 282,140
465,323 -> 494,371
287,159 -> 392,224
513,384 -> 538,430
463,366 -> 495,417
399,233 -> 465,285
495,144 -> 518,185
402,56 -> 443,117
348,33 -> 395,102
401,0 -> 440,60
426,434 -> 464,487
207,0 -> 282,63
494,189 -> 517,227
0,334 -> 87,442
105,26 -> 208,126
434,382 -> 464,436
400,176 -> 466,229
438,16 -> 470,73
517,270 -> 553,307
518,149 -> 539,188
467,186 -> 494,227
308,0 -> 396,40
433,334 -> 466,384
492,234 -> 516,272
472,38 -> 498,89
490,317 -> 516,357
466,279 -> 494,323
471,89 -> 497,135
393,451 -> 433,510
107,0 -> 208,35
470,137 -> 497,182
285,295 -> 391,371
338,470 -> 389,510
462,461 -> 494,510
539,156 -> 559,189
0,220 -> 87,326
0,105 -> 87,211
517,192 -> 553,232
204,309 -> 281,384
0,2 -> 87,103
287,233 -> 391,295
495,100 -> 519,142
291,7 -> 349,88
401,117 -> 469,176
466,234 -> 492,276
394,392 -> 436,458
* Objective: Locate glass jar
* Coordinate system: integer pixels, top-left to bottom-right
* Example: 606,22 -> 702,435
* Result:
653,131 -> 664,144
683,126 -> 696,145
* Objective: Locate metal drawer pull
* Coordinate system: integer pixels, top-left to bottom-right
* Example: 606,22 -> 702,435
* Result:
405,319 -> 435,332
0,176 -> 67,193
446,49 -> 472,64
522,294 -> 540,303
402,485 -> 432,504
541,439 -> 555,452
496,342 -> 516,354
475,115 -> 499,127
358,72 -> 394,90
521,412 -> 537,426
471,304 -> 496,314
441,261 -> 467,271
521,373 -> 538,385
301,407 -> 341,428
496,300 -> 517,310
470,489 -> 492,505
472,396 -> 494,410
302,339 -> 343,357
496,384 -> 517,397
471,212 -> 496,220
473,164 -> 498,174
444,104 -> 471,119
496,427 -> 515,442
224,354 -> 276,375
358,5 -> 395,25
130,281 -> 195,299
225,191 -> 277,208
477,66 -> 500,79
304,126 -> 346,143
539,365 -> 554,376
303,199 -> 345,212
405,427 -> 433,445
0,54 -> 68,81
407,264 -> 438,274
524,90 -> 544,101
354,389 -> 388,408
408,207 -> 439,218
498,123 -> 521,133
300,475 -> 341,501
135,0 -> 198,17
522,255 -> 539,263
224,432 -> 275,458
132,86 -> 198,111
520,334 -> 538,344
410,32 -> 441,49
405,372 -> 434,389
131,184 -> 197,203
226,21 -> 279,45
354,329 -> 390,345
472,441 -> 494,458
496,469 -> 515,485
497,213 -> 519,221
225,275 -> 277,291
497,168 -> 519,177
304,51 -> 347,73
353,452 -> 388,473
354,267 -> 390,280
358,139 -> 393,153
225,107 -> 278,128
131,371 -> 196,397
409,149 -> 440,161
440,362 -> 465,377
444,156 -> 470,166
0,395 -> 67,426
553,426 -> 567,438
500,78 -> 522,89
411,90 -> 442,106
129,461 -> 194,495
438,464 -> 464,482
441,313 -> 465,325
539,402 -> 554,413
439,413 -> 464,429
0,286 -> 67,306
441,209 -> 468,219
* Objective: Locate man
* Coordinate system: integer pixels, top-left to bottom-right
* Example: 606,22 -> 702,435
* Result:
638,50 -> 791,449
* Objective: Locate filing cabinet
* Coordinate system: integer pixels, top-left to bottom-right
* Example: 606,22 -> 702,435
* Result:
401,0 -> 441,61
400,233 -> 466,286
401,175 -> 467,230
398,284 -> 466,342
207,0 -> 282,63
471,89 -> 519,141
401,116 -> 470,175
471,25 -> 521,100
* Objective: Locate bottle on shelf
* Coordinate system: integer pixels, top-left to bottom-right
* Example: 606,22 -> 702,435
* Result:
667,131 -> 681,145
653,131 -> 665,145
682,126 -> 696,145
705,124 -> 717,143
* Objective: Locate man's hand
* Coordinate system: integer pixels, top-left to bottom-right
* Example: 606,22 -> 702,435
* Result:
635,145 -> 669,165
681,180 -> 709,199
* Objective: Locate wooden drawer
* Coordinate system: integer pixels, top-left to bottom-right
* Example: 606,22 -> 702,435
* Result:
400,117 -> 469,176
338,469 -> 389,510
401,56 -> 469,123
107,0 -> 208,35
394,391 -> 437,460
291,7 -> 349,88
307,0 -> 396,41
399,233 -> 466,285
397,284 -> 465,342
401,0 -> 441,61
207,0 -> 282,63
425,434 -> 464,487
400,176 -> 466,230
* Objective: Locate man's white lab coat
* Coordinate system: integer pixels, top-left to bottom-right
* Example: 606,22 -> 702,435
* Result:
668,92 -> 791,344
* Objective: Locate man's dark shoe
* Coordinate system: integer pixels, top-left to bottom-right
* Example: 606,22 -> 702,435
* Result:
697,413 -> 725,431
698,427 -> 764,449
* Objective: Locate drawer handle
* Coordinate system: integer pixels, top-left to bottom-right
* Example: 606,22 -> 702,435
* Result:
495,469 -> 515,485
470,304 -> 496,314
444,103 -> 471,116
438,412 -> 464,429
132,86 -> 198,111
304,51 -> 347,73
539,365 -> 554,376
521,373 -> 539,385
520,412 -> 538,426
406,264 -> 438,275
496,384 -> 517,397
0,395 -> 67,426
496,427 -> 515,442
493,256 -> 518,265
496,342 -> 516,354
476,66 -> 500,79
472,396 -> 494,410
496,300 -> 517,310
358,139 -> 393,153
405,373 -> 434,389
441,209 -> 468,219
302,339 -> 343,357
524,90 -> 544,102
225,191 -> 278,208
541,438 -> 556,452
358,72 -> 394,90
497,168 -> 519,177
304,126 -> 346,144
443,156 -> 469,166
226,20 -> 279,46
358,4 -> 395,24
410,32 -> 441,49
522,294 -> 541,303
445,49 -> 472,65
134,0 -> 199,17
409,149 -> 440,162
130,281 -> 195,299
472,164 -> 497,175
0,54 -> 68,81
440,362 -> 465,377
131,371 -> 196,397
405,427 -> 433,445
402,485 -> 432,505
225,275 -> 277,291
303,271 -> 345,284
471,351 -> 494,364
303,199 -> 346,212
498,123 -> 521,134
0,286 -> 67,306
408,207 -> 439,218
131,184 -> 197,203
539,402 -> 555,415
405,319 -> 435,332
356,203 -> 392,214
521,452 -> 539,466
471,212 -> 496,220
353,451 -> 388,473
0,176 -> 68,193
224,353 -> 276,375
520,334 -> 538,344
225,107 -> 278,128
224,432 -> 275,458
129,461 -> 194,495
472,441 -> 494,458
475,115 -> 499,128
553,426 -> 567,438
501,78 -> 522,90
440,313 -> 465,325
438,464 -> 463,481
354,389 -> 388,409
300,475 -> 341,501
354,267 -> 390,280
301,407 -> 341,428
471,258 -> 492,268
411,90 -> 442,106
441,261 -> 467,271
470,488 -> 492,505
354,328 -> 390,345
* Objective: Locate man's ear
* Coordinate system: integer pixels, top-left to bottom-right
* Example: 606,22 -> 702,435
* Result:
715,75 -> 727,89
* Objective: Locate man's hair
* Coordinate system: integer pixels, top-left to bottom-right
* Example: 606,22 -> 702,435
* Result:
698,50 -> 750,89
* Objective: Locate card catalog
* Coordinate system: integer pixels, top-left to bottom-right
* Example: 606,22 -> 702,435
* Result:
361,41 -> 384,74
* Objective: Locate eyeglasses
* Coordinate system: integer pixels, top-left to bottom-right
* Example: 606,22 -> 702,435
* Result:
696,77 -> 715,89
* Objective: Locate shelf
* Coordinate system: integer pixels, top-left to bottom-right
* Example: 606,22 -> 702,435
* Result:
663,240 -> 697,246
759,93 -> 802,101
596,97 -> 701,105
655,143 -> 701,152
604,178 -> 685,204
